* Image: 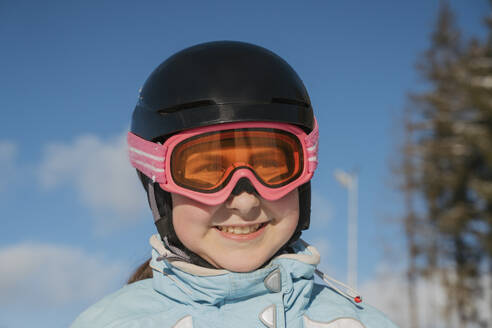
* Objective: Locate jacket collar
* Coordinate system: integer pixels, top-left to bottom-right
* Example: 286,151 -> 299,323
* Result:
148,234 -> 320,306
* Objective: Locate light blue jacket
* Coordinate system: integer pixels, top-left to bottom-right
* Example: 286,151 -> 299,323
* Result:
71,235 -> 398,328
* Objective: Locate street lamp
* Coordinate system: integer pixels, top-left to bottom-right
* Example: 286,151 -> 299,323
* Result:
334,169 -> 358,289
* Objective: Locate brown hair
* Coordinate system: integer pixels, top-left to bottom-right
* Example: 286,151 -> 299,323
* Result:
127,258 -> 153,284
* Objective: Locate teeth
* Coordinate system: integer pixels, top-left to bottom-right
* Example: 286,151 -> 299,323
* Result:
217,223 -> 262,235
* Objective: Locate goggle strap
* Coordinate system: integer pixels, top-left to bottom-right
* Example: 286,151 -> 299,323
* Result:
305,119 -> 319,173
127,132 -> 167,183
128,120 -> 319,182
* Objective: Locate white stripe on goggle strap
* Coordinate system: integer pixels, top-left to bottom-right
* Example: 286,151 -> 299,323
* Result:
308,156 -> 317,162
129,147 -> 165,162
133,159 -> 165,173
307,142 -> 317,152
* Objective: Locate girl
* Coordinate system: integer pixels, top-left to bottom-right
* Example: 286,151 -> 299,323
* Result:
71,41 -> 398,328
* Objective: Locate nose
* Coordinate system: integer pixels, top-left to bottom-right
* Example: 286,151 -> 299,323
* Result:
225,191 -> 261,218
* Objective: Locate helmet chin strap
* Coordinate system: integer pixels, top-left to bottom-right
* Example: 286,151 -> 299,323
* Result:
147,181 -> 162,224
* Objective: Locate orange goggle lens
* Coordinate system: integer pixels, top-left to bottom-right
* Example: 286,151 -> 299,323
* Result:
170,129 -> 303,193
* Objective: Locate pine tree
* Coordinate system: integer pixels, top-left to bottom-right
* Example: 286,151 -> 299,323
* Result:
400,1 -> 492,326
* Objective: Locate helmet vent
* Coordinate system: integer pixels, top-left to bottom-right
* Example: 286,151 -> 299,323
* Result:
158,100 -> 217,114
271,98 -> 310,108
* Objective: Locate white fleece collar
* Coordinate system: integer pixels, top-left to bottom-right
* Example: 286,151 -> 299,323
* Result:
149,234 -> 320,276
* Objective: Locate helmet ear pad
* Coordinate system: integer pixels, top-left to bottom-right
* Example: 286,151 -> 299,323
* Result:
137,171 -> 311,267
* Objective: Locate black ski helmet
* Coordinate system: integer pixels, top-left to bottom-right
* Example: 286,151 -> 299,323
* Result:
131,41 -> 314,266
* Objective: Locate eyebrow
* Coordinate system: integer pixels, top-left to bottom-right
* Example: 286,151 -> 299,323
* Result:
191,154 -> 224,162
251,151 -> 271,157
189,149 -> 282,163
249,150 -> 283,160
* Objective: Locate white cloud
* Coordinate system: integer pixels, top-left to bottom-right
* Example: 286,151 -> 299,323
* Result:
0,242 -> 128,307
359,267 -> 492,328
0,140 -> 18,191
38,132 -> 146,227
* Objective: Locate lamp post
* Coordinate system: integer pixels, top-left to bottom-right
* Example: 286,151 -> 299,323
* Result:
334,169 -> 358,288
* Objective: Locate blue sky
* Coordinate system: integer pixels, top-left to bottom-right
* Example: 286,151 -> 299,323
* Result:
1,1 -> 489,327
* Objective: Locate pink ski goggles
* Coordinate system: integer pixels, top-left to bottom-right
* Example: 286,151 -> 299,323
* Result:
128,121 -> 318,205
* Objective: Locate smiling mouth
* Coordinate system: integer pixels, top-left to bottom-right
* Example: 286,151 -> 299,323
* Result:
215,222 -> 268,235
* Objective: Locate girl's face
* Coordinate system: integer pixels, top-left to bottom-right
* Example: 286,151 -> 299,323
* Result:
172,189 -> 299,272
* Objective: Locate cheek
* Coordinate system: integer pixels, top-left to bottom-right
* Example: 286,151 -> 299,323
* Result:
171,194 -> 218,243
173,206 -> 201,235
265,190 -> 300,233
271,190 -> 299,220
282,205 -> 300,235
172,193 -> 214,219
